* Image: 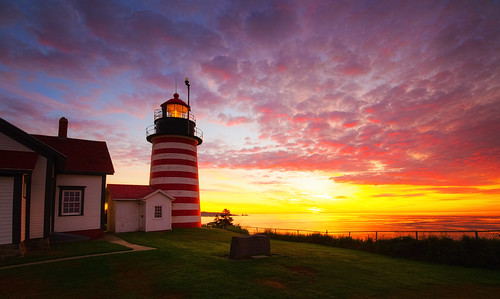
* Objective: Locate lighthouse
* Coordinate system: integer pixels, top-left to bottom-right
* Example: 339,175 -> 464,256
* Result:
146,79 -> 203,228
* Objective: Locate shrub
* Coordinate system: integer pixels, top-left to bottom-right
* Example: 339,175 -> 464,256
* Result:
206,209 -> 233,229
260,231 -> 500,270
225,225 -> 249,235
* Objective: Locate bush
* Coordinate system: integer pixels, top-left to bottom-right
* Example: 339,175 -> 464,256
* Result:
225,225 -> 249,235
260,231 -> 500,270
206,209 -> 233,229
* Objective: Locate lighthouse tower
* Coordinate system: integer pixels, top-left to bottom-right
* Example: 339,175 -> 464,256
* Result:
146,79 -> 203,228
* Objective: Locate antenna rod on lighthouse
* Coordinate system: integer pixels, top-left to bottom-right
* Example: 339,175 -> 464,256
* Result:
185,77 -> 190,107
185,77 -> 191,135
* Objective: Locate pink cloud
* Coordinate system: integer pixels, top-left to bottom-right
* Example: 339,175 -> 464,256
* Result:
1,0 -> 499,191
217,113 -> 253,126
201,56 -> 238,81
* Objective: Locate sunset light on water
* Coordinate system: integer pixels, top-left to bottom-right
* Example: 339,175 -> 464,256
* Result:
2,1 -> 500,230
203,213 -> 500,233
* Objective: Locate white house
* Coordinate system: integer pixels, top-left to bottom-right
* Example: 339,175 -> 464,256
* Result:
106,184 -> 175,233
0,117 -> 114,254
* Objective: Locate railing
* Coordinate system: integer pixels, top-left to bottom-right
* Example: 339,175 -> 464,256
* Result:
244,226 -> 500,240
145,124 -> 204,140
194,127 -> 203,140
146,125 -> 156,137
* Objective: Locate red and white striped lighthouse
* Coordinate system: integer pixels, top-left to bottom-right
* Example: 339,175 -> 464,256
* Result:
146,79 -> 203,228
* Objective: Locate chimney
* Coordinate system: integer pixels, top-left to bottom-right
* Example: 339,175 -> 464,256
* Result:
58,117 -> 68,138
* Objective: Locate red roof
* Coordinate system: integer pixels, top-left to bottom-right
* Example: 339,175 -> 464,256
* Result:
0,150 -> 38,170
165,98 -> 188,105
32,135 -> 114,174
107,184 -> 158,199
161,93 -> 189,107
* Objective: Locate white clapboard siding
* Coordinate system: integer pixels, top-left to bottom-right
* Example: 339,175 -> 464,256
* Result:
54,174 -> 102,232
29,156 -> 47,238
0,177 -> 14,245
0,132 -> 33,152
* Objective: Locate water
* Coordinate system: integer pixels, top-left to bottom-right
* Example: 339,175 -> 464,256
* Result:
202,213 -> 500,239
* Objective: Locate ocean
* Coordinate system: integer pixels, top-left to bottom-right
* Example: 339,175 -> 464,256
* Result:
201,213 -> 500,239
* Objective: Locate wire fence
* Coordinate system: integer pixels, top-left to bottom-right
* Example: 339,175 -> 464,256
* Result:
244,226 -> 500,241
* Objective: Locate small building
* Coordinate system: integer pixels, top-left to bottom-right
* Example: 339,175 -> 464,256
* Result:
0,117 -> 114,254
106,184 -> 174,233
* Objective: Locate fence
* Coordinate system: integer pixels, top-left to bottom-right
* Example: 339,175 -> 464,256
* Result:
244,226 -> 500,241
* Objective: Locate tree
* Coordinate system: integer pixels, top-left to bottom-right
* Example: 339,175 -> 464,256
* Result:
207,209 -> 233,228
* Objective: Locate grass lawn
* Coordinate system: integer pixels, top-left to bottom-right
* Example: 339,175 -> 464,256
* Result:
0,239 -> 130,267
1,228 -> 499,298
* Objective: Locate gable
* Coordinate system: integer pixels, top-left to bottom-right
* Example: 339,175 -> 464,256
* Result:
142,189 -> 175,201
0,131 -> 34,152
0,118 -> 64,160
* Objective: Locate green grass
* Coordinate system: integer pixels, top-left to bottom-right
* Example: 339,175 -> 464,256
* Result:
1,228 -> 499,298
0,239 -> 130,267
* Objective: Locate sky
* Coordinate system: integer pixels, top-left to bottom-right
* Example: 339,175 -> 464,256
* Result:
1,0 -> 500,215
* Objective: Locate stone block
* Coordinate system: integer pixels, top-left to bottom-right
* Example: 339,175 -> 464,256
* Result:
229,234 -> 270,260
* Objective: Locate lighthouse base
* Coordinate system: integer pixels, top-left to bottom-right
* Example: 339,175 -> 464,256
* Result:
172,215 -> 201,228
172,222 -> 202,228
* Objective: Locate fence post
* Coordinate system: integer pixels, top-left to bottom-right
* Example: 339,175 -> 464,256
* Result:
326,230 -> 328,235
375,232 -> 378,241
475,231 -> 478,239
415,231 -> 418,240
349,232 -> 351,237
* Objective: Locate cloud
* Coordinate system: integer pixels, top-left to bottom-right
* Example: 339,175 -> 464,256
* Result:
243,3 -> 299,44
217,113 -> 253,126
1,0 -> 499,191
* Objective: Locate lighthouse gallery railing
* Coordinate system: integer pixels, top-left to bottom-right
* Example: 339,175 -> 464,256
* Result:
146,109 -> 203,140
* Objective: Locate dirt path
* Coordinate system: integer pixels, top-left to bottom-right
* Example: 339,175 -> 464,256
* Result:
0,234 -> 156,270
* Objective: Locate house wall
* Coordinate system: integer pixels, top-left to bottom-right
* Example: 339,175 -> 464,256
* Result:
54,174 -> 102,233
30,155 -> 47,239
113,200 -> 140,233
1,131 -> 45,242
144,194 -> 172,232
0,132 -> 33,152
0,177 -> 14,245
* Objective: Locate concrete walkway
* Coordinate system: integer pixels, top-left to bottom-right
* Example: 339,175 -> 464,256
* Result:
102,233 -> 156,251
0,234 -> 156,270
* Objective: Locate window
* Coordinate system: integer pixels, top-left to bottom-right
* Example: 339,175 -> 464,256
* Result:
59,186 -> 85,216
154,206 -> 162,219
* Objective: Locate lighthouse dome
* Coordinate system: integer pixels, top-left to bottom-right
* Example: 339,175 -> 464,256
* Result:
163,93 -> 189,106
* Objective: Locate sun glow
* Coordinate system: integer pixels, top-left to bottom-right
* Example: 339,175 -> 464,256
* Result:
199,168 -> 358,214
106,164 -> 500,215
307,207 -> 324,213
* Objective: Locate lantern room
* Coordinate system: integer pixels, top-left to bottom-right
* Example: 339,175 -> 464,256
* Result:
161,93 -> 189,118
146,92 -> 203,145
